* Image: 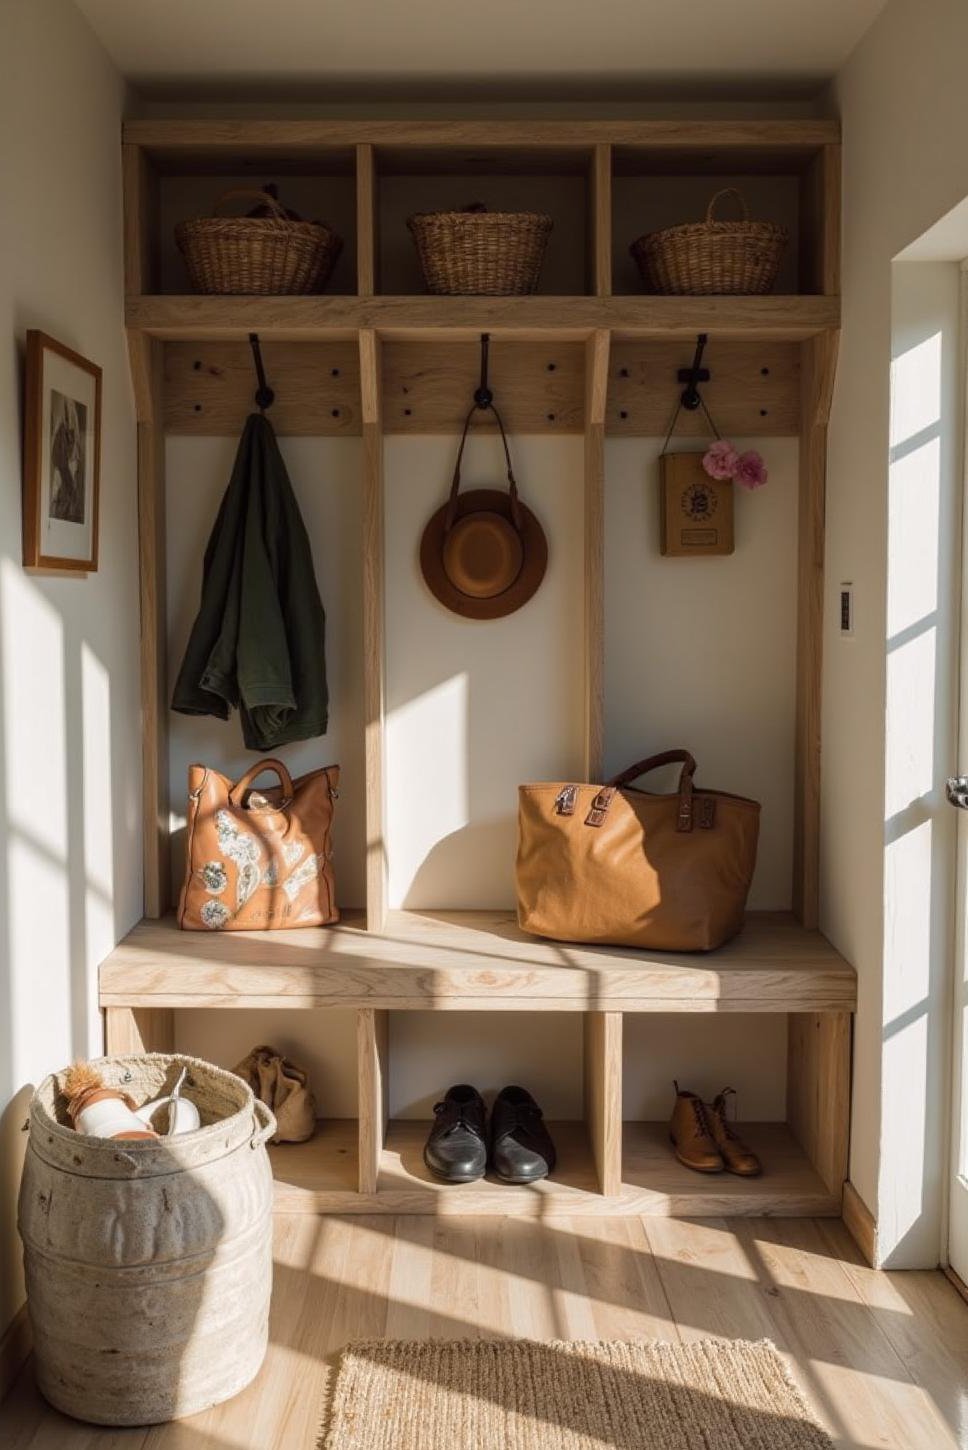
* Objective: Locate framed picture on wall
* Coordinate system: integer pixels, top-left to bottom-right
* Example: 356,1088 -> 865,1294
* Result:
22,330 -> 102,572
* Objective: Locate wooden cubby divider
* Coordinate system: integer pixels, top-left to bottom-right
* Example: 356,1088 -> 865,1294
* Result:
103,115 -> 854,1221
358,1007 -> 389,1195
359,328 -> 387,932
589,143 -> 612,298
356,143 -> 378,296
584,1011 -> 623,1197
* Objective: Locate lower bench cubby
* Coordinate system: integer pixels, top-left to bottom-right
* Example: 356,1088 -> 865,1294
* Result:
100,910 -> 854,1218
265,1007 -> 846,1216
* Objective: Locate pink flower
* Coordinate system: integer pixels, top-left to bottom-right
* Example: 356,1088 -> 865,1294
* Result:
733,450 -> 768,490
702,439 -> 740,481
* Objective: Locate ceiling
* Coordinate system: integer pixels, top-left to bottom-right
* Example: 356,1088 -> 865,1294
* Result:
74,0 -> 886,97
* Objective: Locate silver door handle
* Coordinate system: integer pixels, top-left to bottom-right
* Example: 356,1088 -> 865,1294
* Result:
946,776 -> 968,809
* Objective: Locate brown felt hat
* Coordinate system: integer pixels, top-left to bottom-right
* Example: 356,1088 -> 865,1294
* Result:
420,406 -> 548,620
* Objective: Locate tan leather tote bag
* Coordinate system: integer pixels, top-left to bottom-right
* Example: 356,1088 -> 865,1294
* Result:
517,750 -> 760,952
179,758 -> 339,931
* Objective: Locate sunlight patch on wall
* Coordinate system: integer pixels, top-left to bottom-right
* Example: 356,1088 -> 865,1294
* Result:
883,817 -> 933,1022
885,630 -> 937,818
81,641 -> 114,967
385,673 -> 469,909
889,329 -> 942,450
887,331 -> 941,640
1,560 -> 66,858
7,835 -> 70,1084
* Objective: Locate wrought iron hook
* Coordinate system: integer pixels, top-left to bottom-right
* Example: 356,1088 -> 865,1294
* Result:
249,332 -> 275,411
677,333 -> 710,412
474,332 -> 494,410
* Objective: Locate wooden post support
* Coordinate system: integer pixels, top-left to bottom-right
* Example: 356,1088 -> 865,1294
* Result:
584,1010 -> 623,1196
584,329 -> 610,781
589,143 -> 612,298
356,143 -> 378,297
358,1007 -> 389,1194
122,142 -> 157,296
131,332 -> 171,919
787,1009 -> 850,1198
104,1006 -> 175,1056
360,329 -> 387,931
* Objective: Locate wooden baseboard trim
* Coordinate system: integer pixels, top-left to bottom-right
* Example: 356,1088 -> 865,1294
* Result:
842,1179 -> 877,1266
942,1264 -> 968,1305
0,1303 -> 30,1404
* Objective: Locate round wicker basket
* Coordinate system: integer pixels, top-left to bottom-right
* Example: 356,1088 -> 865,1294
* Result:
176,188 -> 342,295
630,189 -> 788,296
408,205 -> 553,295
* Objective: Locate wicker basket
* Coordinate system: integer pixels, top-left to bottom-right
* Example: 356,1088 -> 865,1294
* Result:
630,188 -> 788,296
407,204 -> 553,295
175,188 -> 342,295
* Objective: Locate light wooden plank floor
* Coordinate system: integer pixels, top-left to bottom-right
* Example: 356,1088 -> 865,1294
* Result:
2,1214 -> 967,1450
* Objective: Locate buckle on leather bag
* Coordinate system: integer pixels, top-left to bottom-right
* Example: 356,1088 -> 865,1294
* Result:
554,785 -> 578,816
584,787 -> 615,828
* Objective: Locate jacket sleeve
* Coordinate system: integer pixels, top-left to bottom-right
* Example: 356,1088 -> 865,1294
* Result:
170,437 -> 249,720
235,417 -> 297,749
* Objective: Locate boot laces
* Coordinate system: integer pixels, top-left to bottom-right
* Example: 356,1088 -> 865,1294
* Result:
711,1087 -> 739,1139
690,1097 -> 713,1137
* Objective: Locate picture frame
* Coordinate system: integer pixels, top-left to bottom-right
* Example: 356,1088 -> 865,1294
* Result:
22,330 -> 102,572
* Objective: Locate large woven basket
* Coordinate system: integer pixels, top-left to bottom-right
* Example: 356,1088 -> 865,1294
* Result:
408,204 -> 552,295
176,188 -> 342,295
631,188 -> 788,296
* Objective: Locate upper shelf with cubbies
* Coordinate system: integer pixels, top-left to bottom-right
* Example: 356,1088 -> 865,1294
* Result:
123,118 -> 840,337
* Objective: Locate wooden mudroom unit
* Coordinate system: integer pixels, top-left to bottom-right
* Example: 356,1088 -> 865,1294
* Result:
100,116 -> 854,1220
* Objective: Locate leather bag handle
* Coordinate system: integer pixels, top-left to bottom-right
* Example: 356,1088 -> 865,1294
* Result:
444,400 -> 523,533
607,749 -> 697,792
585,749 -> 698,832
228,758 -> 295,807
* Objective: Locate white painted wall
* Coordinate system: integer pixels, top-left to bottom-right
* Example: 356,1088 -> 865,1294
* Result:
169,430 -> 795,1123
384,433 -> 585,909
826,0 -> 968,1264
0,0 -> 138,1338
605,438 -> 799,911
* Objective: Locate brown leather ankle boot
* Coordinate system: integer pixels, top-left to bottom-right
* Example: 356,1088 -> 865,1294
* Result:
669,1082 -> 723,1173
707,1088 -> 761,1176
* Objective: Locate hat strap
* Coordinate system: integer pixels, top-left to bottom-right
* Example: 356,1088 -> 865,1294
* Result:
445,401 -> 523,533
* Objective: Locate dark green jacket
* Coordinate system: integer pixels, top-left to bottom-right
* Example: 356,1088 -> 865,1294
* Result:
172,413 -> 328,750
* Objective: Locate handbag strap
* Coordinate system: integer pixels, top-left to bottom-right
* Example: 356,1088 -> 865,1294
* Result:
444,400 -> 523,533
228,757 -> 295,807
608,749 -> 697,791
585,749 -> 698,832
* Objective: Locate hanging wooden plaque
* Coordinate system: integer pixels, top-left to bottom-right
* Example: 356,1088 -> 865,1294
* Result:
659,451 -> 734,557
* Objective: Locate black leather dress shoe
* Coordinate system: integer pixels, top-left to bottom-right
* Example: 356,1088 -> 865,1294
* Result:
423,1084 -> 488,1183
490,1086 -> 557,1184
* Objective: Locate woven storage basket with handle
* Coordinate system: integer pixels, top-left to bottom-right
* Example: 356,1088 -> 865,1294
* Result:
630,188 -> 788,296
408,204 -> 552,295
176,187 -> 342,295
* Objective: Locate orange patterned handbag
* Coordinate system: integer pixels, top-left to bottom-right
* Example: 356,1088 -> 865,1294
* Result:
179,758 -> 339,931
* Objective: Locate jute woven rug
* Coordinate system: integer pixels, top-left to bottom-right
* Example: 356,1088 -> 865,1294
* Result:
321,1338 -> 833,1449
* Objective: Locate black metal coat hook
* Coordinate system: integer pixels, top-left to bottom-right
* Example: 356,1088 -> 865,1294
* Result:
249,332 -> 275,411
474,332 -> 494,410
677,332 -> 710,412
